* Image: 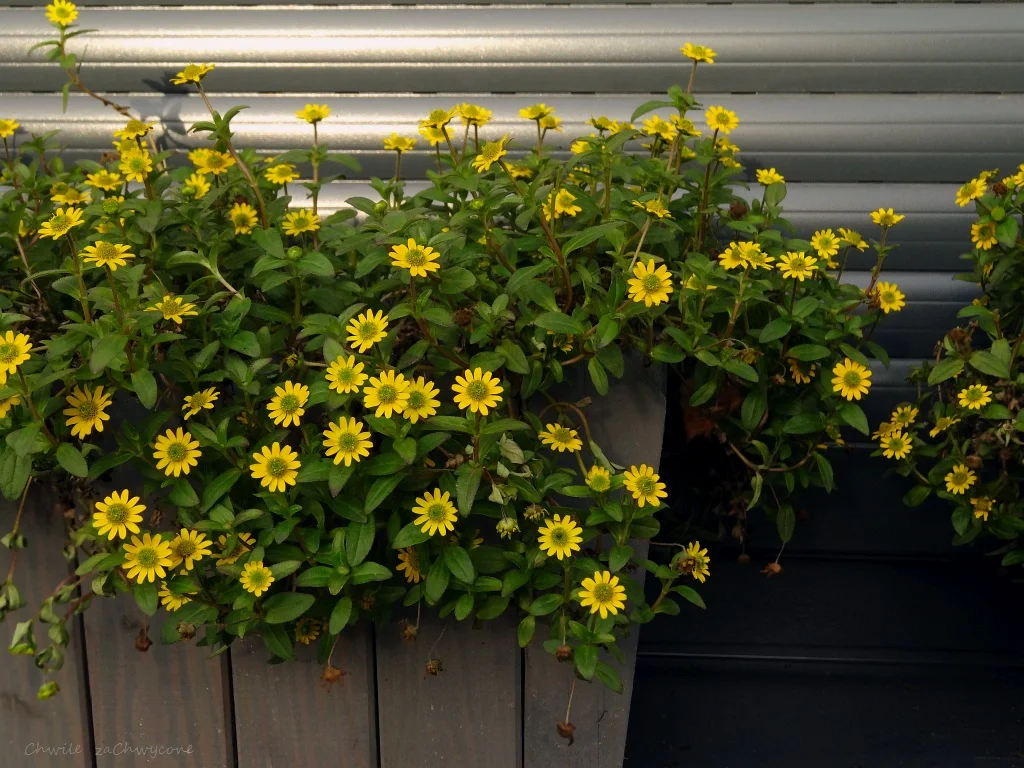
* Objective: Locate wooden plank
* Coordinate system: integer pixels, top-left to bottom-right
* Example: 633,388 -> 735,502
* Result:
230,628 -> 377,768
83,593 -> 232,767
523,358 -> 666,767
0,484 -> 92,767
375,614 -> 520,768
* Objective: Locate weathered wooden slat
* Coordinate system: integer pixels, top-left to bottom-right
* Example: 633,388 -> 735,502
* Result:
230,629 -> 377,768
0,485 -> 91,767
375,614 -> 521,768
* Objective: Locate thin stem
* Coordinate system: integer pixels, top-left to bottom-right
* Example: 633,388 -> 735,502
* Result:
536,120 -> 543,157
104,266 -> 135,372
312,121 -> 321,251
4,476 -> 33,583
65,233 -> 92,322
629,217 -> 652,271
18,371 -> 58,447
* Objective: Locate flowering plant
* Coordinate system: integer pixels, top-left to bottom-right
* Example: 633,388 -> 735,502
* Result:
891,166 -> 1024,564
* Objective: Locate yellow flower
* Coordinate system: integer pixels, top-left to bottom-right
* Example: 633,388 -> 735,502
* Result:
195,150 -> 235,177
265,164 -> 299,185
397,548 -> 423,583
45,0 -> 77,27
955,177 -> 987,207
346,309 -> 389,353
390,238 -> 440,277
171,63 -> 215,85
681,541 -> 711,583
542,188 -> 582,219
81,241 -> 134,271
571,135 -> 597,154
809,229 -> 839,260
879,430 -> 912,460
363,369 -> 410,418
229,202 -> 258,235
113,119 -> 156,142
38,207 -> 84,240
718,242 -> 747,270
972,497 -> 994,521
632,199 -> 672,219
63,384 -> 112,439
641,115 -> 677,142
0,394 -> 21,419
322,416 -> 373,467
588,116 -> 614,132
891,404 -> 919,429
777,251 -> 817,282
958,384 -> 992,410
240,560 -> 275,597
740,241 -> 773,269
0,119 -> 19,139
92,490 -> 145,540
623,464 -> 668,507
282,209 -> 320,236
250,442 -> 301,493
681,42 -> 717,64
504,162 -> 533,180
147,294 -> 198,323
418,124 -> 452,147
539,423 -> 583,453
383,133 -> 417,153
181,172 -> 210,200
159,583 -> 194,612
267,381 -> 309,427
50,187 -> 91,206
945,464 -> 976,495
402,377 -> 441,423
872,421 -> 895,441
458,103 -> 493,127
0,331 -> 31,387
472,135 -> 510,173
123,533 -> 174,584
296,104 -> 331,124
216,532 -> 255,566
295,618 -> 321,645
452,368 -> 503,415
838,227 -> 868,252
182,387 -> 219,419
870,208 -> 905,228
788,358 -> 816,385
578,570 -> 627,619
539,115 -> 562,132
118,149 -> 153,183
153,428 -> 201,477
929,416 -> 960,438
756,168 -> 785,185
168,528 -> 212,571
413,489 -> 458,536
519,103 -> 554,121
325,355 -> 367,394
585,466 -> 612,493
971,221 -> 998,251
85,170 -> 122,191
628,259 -> 674,307
537,514 -> 583,560
831,358 -> 872,401
705,106 -> 739,134
874,281 -> 906,314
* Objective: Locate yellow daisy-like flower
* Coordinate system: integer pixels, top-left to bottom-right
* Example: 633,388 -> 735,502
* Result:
0,394 -> 21,419
390,238 -> 440,277
537,514 -> 583,560
459,103 -> 493,127
267,381 -> 310,427
519,103 -> 554,121
971,221 -> 998,251
229,202 -> 258,235
891,404 -> 919,429
641,115 -> 677,143
167,528 -> 212,571
872,421 -> 896,441
578,570 -> 626,619
325,355 -> 367,394
705,106 -> 739,135
250,442 -> 301,493
472,135 -> 510,173
632,199 -> 673,219
589,115 -> 614,132
123,533 -> 174,584
505,162 -> 533,180
171,63 -> 215,85
756,168 -> 785,185
118,149 -> 153,183
402,377 -> 441,423
152,428 -> 201,477
322,417 -> 373,467
413,489 -> 459,537
929,416 -> 960,438
363,369 -> 410,418
159,583 -> 194,612
45,0 -> 77,27
420,106 -> 458,130
831,358 -> 872,401
113,119 -> 156,142
777,251 -> 818,281
182,387 -> 219,420
181,172 -> 210,200
958,384 -> 992,410
741,242 -> 774,270
810,229 -> 839,260
38,206 -> 84,240
718,242 -> 747,270
264,163 -> 299,186
585,466 -> 612,493
240,560 -> 275,597
63,384 -> 112,439
92,490 -> 145,540
397,547 -> 423,583
788,358 -> 817,385
295,617 -> 321,645
879,430 -> 912,460
623,464 -> 668,507
838,227 -> 869,252
85,170 -> 122,191
383,133 -> 417,153
418,124 -> 453,147
50,187 -> 91,206
452,368 -> 504,415
955,178 -> 987,207
542,188 -> 582,220
538,423 -> 583,453
874,281 -> 906,314
81,241 -> 134,271
539,115 -> 562,132
146,294 -> 198,324
296,104 -> 331,124
972,497 -> 994,521
681,42 -> 717,63
628,259 -> 674,307
681,541 -> 711,583
195,150 -> 235,177
0,119 -> 19,139
216,532 -> 256,566
346,309 -> 389,353
0,331 -> 32,386
870,208 -> 905,228
282,209 -> 320,237
945,464 -> 977,495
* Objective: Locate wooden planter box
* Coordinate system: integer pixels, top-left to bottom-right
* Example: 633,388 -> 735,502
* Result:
0,362 -> 666,767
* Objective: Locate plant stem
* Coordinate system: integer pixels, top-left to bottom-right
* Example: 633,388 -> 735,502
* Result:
18,371 -> 57,447
3,476 -> 33,583
104,266 -> 135,372
65,233 -> 91,322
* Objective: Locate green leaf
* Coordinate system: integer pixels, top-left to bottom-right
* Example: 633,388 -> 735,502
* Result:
517,615 -> 536,648
261,624 -> 295,660
201,469 -> 241,512
588,357 -> 609,396
740,389 -> 767,432
456,465 -> 482,516
969,350 -> 1010,380
393,436 -> 417,465
534,311 -> 585,336
454,593 -> 475,620
225,331 -> 261,358
130,369 -> 158,409
783,413 -> 824,434
927,357 -> 964,386
813,452 -> 834,492
133,580 -> 158,617
982,403 -> 1013,420
776,504 -> 795,544
392,521 -> 431,549
903,485 -> 931,507
689,381 -> 716,407
758,318 -> 792,343
443,545 -> 476,583
349,562 -> 392,585
263,593 -> 315,624
168,479 -> 200,508
298,252 -> 334,277
439,267 -> 477,294
562,221 -> 624,257
498,340 -> 530,375
651,344 -> 685,364
787,344 -> 831,362
55,443 -> 88,478
365,474 -> 405,514
630,99 -> 674,122
90,334 -> 127,373
608,544 -> 633,572
6,424 -> 40,458
345,518 -> 376,566
723,358 -> 758,382
838,403 -> 869,435
672,585 -> 706,610
425,557 -> 450,603
574,644 -> 598,681
528,593 -> 563,616
252,227 -> 286,260
595,660 -> 624,693
329,597 -> 353,635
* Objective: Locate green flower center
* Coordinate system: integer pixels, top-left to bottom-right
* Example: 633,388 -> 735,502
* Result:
636,477 -> 656,495
93,242 -> 117,260
232,211 -> 250,226
844,371 -> 862,387
592,583 -> 614,602
359,321 -> 379,339
642,274 -> 662,291
167,442 -> 187,461
338,432 -> 358,451
177,539 -> 197,558
76,400 -> 98,419
953,470 -> 968,484
52,183 -> 69,195
247,569 -> 267,587
966,388 -> 983,402
267,457 -> 286,476
136,547 -> 158,568
102,199 -> 120,214
881,290 -> 895,303
129,157 -> 147,172
183,65 -> 202,79
376,385 -> 397,404
406,249 -> 427,266
407,391 -> 425,409
189,393 -> 209,409
49,214 -> 69,231
553,427 -> 572,443
427,503 -> 447,522
589,475 -> 609,491
105,503 -> 128,524
207,155 -> 226,169
551,527 -> 568,546
466,381 -> 489,400
279,394 -> 299,413
126,120 -> 147,134
337,368 -> 354,384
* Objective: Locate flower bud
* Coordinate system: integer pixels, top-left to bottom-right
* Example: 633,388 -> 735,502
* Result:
990,206 -> 1006,222
176,622 -> 197,640
372,200 -> 389,217
287,245 -> 303,260
496,518 -> 520,539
